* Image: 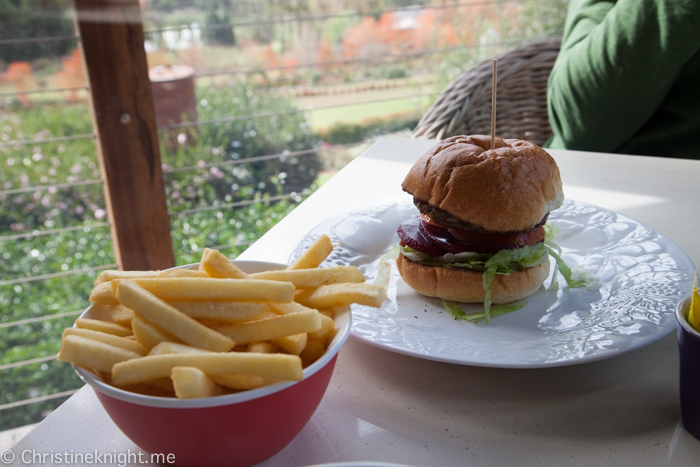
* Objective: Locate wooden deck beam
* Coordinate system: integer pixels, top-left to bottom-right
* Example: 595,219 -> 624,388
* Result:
73,0 -> 174,271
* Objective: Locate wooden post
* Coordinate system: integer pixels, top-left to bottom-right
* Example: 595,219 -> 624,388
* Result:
73,0 -> 175,271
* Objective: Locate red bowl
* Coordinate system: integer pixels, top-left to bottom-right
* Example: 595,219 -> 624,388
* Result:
72,261 -> 351,467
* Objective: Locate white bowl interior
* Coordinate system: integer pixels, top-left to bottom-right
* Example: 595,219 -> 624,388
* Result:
73,260 -> 352,408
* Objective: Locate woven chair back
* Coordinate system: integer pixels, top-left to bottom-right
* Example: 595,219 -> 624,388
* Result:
412,38 -> 561,145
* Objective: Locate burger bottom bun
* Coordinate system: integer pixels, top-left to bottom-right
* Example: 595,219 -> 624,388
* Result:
396,254 -> 550,304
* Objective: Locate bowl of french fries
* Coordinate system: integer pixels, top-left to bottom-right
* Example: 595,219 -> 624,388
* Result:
57,236 -> 387,467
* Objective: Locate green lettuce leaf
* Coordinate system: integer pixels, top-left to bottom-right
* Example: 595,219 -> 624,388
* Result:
398,222 -> 595,323
482,266 -> 497,322
545,244 -> 586,288
398,243 -> 548,274
375,245 -> 401,286
443,300 -> 528,322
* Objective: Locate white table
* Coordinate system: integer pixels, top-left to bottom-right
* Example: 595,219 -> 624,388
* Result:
8,137 -> 700,466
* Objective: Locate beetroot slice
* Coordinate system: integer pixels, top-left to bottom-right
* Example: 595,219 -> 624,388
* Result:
418,220 -> 473,253
419,220 -> 507,253
397,217 -> 445,256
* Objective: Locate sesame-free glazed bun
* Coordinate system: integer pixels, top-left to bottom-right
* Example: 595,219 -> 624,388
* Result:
396,254 -> 550,304
402,135 -> 564,233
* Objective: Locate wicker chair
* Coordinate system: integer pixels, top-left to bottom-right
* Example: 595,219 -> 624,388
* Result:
412,38 -> 561,145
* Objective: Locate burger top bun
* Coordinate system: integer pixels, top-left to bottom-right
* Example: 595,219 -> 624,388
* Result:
402,135 -> 564,233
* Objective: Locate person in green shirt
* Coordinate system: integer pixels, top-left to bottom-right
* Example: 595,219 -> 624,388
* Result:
545,0 -> 700,159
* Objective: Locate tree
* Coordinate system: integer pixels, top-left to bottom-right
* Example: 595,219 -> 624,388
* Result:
201,1 -> 236,46
0,0 -> 74,63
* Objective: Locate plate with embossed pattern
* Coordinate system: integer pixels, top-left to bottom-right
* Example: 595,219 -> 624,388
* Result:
289,195 -> 695,368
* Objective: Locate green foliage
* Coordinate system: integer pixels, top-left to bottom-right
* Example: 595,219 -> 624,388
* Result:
0,359 -> 76,430
503,0 -> 568,41
0,104 -> 101,232
170,193 -> 305,265
178,85 -> 322,197
0,0 -> 74,63
386,67 -> 408,80
317,111 -> 421,145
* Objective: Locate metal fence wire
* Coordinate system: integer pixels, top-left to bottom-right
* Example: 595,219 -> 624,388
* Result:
0,0 -> 539,417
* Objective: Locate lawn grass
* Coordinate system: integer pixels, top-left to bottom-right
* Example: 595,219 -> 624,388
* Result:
303,93 -> 434,131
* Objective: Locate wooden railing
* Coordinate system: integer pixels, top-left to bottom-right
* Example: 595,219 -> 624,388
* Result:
74,0 -> 174,271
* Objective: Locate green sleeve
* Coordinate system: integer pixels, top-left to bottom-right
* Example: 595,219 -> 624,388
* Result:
546,0 -> 700,153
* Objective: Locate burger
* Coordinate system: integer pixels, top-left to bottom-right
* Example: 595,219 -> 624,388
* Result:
396,134 -> 565,321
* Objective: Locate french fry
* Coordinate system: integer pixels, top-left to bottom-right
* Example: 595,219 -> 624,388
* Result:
171,367 -> 225,399
75,318 -> 132,337
270,301 -> 315,315
250,265 -> 364,288
210,374 -> 268,391
307,313 -> 335,342
149,342 -> 209,356
106,305 -> 135,326
132,315 -> 181,349
157,269 -> 209,279
273,333 -> 307,355
167,300 -> 268,324
116,281 -> 234,352
62,328 -> 148,356
58,335 -> 141,372
111,277 -> 295,303
299,338 -> 326,367
95,270 -> 160,285
251,309 -> 279,321
60,235 -> 360,399
200,248 -> 249,279
287,234 -> 333,270
213,310 -> 322,345
89,282 -> 119,306
112,352 -> 304,386
295,283 -> 387,309
247,342 -> 279,353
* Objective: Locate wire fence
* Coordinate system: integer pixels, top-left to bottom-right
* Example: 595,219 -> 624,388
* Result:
1,141 -> 361,283
0,35 -> 78,46
164,141 -> 363,175
0,86 -> 88,99
0,263 -> 118,287
0,0 -> 526,99
0,78 -> 437,151
0,309 -> 83,330
0,70 -> 431,416
0,222 -> 109,243
0,141 -> 365,379
0,134 -> 94,149
0,179 -> 102,197
141,0 -> 523,35
190,41 -> 516,79
0,38 -> 488,101
0,390 -> 79,412
0,0 -> 543,419
159,90 -> 438,130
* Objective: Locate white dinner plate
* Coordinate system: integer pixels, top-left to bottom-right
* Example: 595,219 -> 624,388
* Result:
289,195 -> 696,368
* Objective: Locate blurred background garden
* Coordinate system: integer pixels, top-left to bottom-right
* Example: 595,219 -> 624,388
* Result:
0,0 -> 566,433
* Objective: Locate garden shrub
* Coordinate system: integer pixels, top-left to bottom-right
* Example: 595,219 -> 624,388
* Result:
316,110 -> 421,145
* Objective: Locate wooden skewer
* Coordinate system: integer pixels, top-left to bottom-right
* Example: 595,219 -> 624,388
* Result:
491,59 -> 497,150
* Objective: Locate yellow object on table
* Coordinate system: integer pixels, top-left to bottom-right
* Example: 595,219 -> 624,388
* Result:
690,272 -> 700,332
